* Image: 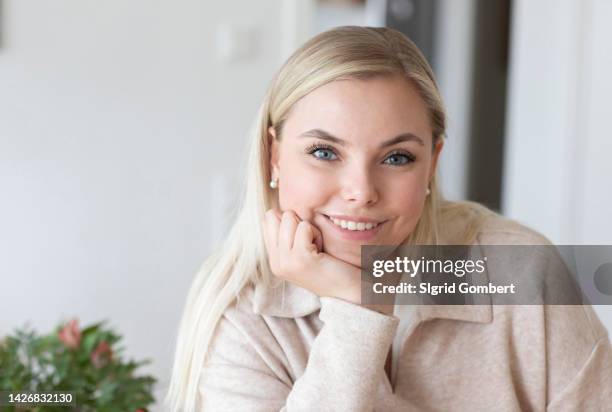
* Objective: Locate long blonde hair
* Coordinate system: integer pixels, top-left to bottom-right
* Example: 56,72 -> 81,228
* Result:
165,26 -> 492,411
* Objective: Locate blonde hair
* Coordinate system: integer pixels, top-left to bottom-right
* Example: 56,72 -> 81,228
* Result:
165,26 -> 493,411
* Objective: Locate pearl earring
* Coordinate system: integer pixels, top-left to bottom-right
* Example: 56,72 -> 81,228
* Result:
426,187 -> 431,196
269,179 -> 278,189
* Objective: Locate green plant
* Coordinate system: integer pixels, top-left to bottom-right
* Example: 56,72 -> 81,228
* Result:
0,319 -> 156,412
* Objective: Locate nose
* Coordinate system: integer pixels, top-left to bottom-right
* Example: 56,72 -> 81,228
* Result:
340,165 -> 379,206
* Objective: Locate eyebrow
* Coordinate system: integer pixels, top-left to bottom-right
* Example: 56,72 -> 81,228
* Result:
299,128 -> 425,147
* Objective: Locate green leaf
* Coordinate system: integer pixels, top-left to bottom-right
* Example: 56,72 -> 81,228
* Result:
82,333 -> 99,356
81,320 -> 107,337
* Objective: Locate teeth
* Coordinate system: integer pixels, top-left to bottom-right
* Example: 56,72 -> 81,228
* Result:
330,217 -> 379,231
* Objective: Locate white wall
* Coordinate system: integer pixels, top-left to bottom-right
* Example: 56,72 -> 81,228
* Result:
504,0 -> 612,329
0,1 -> 287,409
575,0 -> 612,244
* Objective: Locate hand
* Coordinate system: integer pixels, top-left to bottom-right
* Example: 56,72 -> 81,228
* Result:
262,209 -> 362,305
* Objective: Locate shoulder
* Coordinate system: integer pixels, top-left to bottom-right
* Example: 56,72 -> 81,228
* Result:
457,209 -> 612,382
438,199 -> 551,246
476,214 -> 552,246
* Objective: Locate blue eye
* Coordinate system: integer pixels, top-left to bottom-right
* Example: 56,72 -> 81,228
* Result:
313,148 -> 337,160
384,152 -> 415,166
306,144 -> 339,161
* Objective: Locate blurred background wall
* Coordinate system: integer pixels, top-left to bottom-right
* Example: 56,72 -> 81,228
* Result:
1,0 -> 610,410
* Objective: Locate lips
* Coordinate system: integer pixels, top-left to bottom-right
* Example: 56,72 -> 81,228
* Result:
328,217 -> 380,231
321,214 -> 386,241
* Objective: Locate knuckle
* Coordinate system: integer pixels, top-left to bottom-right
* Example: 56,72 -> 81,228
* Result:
283,210 -> 297,222
265,210 -> 277,222
266,209 -> 280,222
297,221 -> 310,233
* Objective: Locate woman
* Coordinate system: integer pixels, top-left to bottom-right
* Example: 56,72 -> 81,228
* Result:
166,26 -> 612,411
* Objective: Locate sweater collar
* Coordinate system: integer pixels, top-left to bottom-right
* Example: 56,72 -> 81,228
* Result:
252,280 -> 322,318
252,280 -> 493,324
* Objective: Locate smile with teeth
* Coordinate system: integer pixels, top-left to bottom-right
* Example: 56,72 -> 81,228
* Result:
329,217 -> 381,231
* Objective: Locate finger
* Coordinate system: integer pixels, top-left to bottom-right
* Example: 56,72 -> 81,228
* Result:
273,208 -> 282,221
294,221 -> 321,255
279,210 -> 299,252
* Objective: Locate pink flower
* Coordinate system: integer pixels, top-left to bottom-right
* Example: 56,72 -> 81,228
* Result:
58,319 -> 81,349
91,340 -> 113,368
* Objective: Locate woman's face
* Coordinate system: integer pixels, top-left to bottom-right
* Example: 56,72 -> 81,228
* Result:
269,75 -> 443,267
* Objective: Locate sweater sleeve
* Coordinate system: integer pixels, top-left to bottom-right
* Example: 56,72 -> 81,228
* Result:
198,297 -> 399,411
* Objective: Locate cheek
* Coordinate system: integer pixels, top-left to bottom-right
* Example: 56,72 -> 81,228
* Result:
390,189 -> 425,217
278,162 -> 332,220
384,173 -> 428,233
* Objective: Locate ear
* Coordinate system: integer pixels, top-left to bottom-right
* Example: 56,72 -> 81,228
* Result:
428,137 -> 445,181
268,126 -> 280,181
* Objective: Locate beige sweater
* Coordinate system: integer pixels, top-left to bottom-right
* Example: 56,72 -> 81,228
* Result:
198,218 -> 612,411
